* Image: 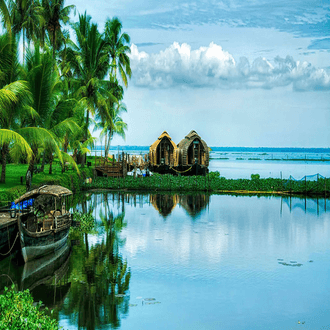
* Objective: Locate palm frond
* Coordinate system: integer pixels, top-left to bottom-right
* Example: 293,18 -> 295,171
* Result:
18,127 -> 63,164
0,129 -> 33,162
61,151 -> 80,175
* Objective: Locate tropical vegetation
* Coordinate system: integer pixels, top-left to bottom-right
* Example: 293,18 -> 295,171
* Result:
0,0 -> 130,185
0,285 -> 59,329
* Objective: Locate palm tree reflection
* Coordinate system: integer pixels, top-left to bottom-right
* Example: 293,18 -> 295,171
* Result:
63,194 -> 130,329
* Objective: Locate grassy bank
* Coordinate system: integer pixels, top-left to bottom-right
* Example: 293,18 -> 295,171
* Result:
83,172 -> 330,197
0,163 -> 92,203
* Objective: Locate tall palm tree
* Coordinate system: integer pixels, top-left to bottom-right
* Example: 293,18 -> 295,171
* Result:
104,17 -> 131,88
9,0 -> 43,61
68,12 -> 110,165
98,100 -> 127,157
41,0 -> 75,59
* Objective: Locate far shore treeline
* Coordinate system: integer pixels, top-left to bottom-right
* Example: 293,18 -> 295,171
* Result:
0,0 -> 130,184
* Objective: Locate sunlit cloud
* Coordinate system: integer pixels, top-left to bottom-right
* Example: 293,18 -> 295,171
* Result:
130,42 -> 330,91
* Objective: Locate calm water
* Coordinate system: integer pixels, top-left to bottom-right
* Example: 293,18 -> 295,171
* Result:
92,148 -> 330,179
1,192 -> 330,330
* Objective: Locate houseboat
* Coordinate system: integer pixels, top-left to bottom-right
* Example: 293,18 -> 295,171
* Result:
149,131 -> 179,174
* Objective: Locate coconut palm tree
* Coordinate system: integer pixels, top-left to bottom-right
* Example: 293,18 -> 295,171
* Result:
67,12 -> 110,165
9,0 -> 43,61
104,17 -> 131,88
20,44 -> 81,176
41,0 -> 75,59
98,100 -> 127,158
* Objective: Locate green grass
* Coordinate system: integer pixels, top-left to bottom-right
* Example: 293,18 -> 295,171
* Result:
0,163 -> 92,203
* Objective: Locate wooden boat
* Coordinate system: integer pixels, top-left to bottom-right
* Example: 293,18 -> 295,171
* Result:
14,185 -> 73,263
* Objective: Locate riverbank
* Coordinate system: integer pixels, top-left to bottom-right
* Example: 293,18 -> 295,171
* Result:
1,167 -> 329,203
0,164 -> 92,204
83,172 -> 330,197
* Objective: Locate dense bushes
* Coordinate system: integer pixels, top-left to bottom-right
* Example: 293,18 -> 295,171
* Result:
83,172 -> 330,196
0,286 -> 59,330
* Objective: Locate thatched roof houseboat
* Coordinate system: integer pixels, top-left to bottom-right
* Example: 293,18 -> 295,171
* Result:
177,130 -> 209,167
149,131 -> 178,167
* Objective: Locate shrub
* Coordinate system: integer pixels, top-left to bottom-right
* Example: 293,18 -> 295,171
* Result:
0,286 -> 59,330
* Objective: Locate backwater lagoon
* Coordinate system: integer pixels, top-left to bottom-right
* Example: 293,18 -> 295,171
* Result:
1,191 -> 329,329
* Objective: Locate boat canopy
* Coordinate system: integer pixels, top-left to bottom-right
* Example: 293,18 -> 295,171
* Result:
14,185 -> 73,204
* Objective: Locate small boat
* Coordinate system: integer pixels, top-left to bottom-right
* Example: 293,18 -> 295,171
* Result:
14,185 -> 73,263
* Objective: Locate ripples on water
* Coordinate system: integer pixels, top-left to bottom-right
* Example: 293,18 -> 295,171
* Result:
1,192 -> 329,330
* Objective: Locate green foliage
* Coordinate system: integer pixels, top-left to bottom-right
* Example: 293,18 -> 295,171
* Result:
83,172 -> 330,197
0,285 -> 59,330
71,211 -> 95,234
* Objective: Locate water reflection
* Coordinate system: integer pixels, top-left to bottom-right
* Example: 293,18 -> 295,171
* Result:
178,194 -> 210,218
0,242 -> 72,310
1,192 -> 329,330
148,193 -> 210,218
61,197 -> 131,330
150,194 -> 179,217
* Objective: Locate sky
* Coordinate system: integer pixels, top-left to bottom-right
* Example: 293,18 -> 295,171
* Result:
69,0 -> 330,147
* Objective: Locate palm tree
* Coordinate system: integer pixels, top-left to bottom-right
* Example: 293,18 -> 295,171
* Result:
41,0 -> 75,59
104,17 -> 131,88
68,12 -> 110,165
0,32 -> 33,183
0,0 -> 12,36
98,101 -> 127,157
20,44 -> 80,176
0,83 -> 33,183
9,0 -> 43,61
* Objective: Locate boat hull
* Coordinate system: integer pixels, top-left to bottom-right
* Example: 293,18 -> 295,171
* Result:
0,215 -> 18,257
18,215 -> 71,263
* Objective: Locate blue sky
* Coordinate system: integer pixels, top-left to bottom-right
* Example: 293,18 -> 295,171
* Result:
70,0 -> 330,147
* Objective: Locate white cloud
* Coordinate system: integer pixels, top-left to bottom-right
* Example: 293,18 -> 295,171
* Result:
129,42 -> 330,91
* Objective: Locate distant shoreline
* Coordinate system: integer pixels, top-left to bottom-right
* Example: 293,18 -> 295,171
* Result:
95,146 -> 330,153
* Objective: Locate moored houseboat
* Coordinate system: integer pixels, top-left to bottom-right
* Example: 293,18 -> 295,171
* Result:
14,185 -> 73,263
177,130 -> 209,175
149,131 -> 179,174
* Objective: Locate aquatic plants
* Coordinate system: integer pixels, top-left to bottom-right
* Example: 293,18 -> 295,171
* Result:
83,172 -> 330,197
0,286 -> 58,330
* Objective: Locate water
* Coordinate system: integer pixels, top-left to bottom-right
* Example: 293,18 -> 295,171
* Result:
1,192 -> 329,330
91,147 -> 330,179
209,151 -> 330,179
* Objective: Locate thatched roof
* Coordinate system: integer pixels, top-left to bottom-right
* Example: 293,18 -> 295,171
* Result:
177,130 -> 206,149
15,185 -> 73,204
177,130 -> 209,166
149,131 -> 177,152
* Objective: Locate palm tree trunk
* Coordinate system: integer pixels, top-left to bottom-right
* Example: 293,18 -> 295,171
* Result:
63,135 -> 69,153
49,153 -> 54,174
0,143 -> 9,183
52,28 -> 56,59
105,132 -> 111,158
40,150 -> 46,172
27,146 -> 38,179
